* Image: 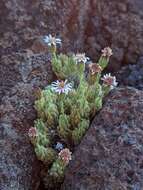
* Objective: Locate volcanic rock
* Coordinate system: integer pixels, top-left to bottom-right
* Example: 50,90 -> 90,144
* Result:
0,53 -> 53,190
62,87 -> 143,190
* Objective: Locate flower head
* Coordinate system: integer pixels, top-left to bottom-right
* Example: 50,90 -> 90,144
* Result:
101,73 -> 118,90
28,127 -> 38,138
89,63 -> 102,75
43,34 -> 62,47
74,53 -> 90,64
58,148 -> 72,165
51,80 -> 73,94
101,47 -> 113,58
55,142 -> 64,151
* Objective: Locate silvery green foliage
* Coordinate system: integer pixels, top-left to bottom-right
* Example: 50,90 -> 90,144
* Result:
29,35 -> 117,188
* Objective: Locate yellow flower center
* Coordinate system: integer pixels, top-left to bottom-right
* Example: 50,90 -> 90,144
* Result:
59,81 -> 65,89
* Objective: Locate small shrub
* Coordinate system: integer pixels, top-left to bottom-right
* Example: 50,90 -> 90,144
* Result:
28,34 -> 118,188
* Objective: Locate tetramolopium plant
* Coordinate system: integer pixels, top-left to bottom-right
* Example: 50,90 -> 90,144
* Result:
28,34 -> 118,188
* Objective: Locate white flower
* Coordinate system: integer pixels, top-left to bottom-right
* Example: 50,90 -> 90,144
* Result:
43,34 -> 62,46
74,53 -> 90,64
101,73 -> 118,90
101,47 -> 113,57
51,80 -> 73,94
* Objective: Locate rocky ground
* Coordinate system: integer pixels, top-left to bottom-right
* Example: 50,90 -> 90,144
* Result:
0,0 -> 143,190
0,53 -> 53,190
117,57 -> 143,90
62,87 -> 143,190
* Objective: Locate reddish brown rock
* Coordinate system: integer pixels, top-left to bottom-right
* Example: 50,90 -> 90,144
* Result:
1,0 -> 143,71
116,56 -> 143,90
0,53 -> 53,190
61,87 -> 143,190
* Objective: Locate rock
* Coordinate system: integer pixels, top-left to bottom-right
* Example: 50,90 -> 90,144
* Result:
61,87 -> 143,190
1,0 -> 143,71
0,53 -> 53,190
117,56 -> 143,90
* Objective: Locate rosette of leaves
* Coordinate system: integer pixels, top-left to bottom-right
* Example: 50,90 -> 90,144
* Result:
72,119 -> 90,144
30,119 -> 57,165
35,87 -> 59,127
52,53 -> 77,79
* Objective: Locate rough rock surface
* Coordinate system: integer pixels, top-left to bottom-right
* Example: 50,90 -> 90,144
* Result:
0,0 -> 143,71
0,53 -> 53,190
62,87 -> 143,190
117,56 -> 143,90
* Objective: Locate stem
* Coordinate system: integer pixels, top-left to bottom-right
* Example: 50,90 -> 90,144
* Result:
49,44 -> 57,54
